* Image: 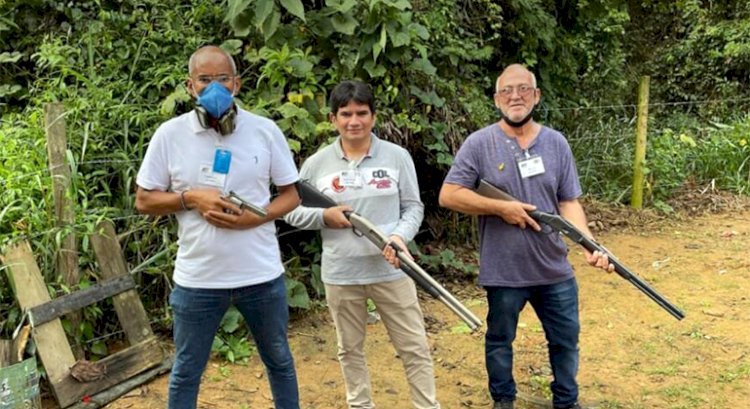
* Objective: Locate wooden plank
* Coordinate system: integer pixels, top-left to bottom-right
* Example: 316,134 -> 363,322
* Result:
54,337 -> 164,408
1,241 -> 77,395
90,221 -> 153,344
44,102 -> 82,359
28,275 -> 136,327
66,355 -> 173,409
0,340 -> 11,367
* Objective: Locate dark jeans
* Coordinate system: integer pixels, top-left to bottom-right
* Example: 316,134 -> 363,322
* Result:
485,277 -> 580,409
168,275 -> 300,409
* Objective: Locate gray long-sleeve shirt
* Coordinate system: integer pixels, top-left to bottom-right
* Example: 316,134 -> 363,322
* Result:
285,134 -> 424,285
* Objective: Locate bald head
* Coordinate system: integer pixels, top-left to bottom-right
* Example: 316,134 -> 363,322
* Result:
188,46 -> 237,76
495,64 -> 537,93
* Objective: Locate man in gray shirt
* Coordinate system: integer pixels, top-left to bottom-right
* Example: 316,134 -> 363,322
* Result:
439,64 -> 612,409
285,80 -> 440,409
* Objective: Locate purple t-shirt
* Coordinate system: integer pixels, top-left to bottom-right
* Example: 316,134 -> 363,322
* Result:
444,124 -> 582,287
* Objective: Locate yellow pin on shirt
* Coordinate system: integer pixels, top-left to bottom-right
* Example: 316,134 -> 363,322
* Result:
498,162 -> 505,171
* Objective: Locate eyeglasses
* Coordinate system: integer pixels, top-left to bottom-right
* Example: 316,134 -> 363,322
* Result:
496,84 -> 535,98
193,74 -> 235,85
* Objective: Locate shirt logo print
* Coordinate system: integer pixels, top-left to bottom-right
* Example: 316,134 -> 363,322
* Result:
368,178 -> 392,189
331,176 -> 345,193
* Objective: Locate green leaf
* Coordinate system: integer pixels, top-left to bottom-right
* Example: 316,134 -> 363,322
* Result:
292,118 -> 318,139
0,52 -> 22,63
0,84 -> 22,98
389,30 -> 410,47
279,0 -> 306,22
226,0 -> 253,22
391,0 -> 411,10
221,307 -> 243,333
363,60 -> 387,78
277,102 -> 309,119
409,85 -> 445,107
410,23 -> 429,40
285,277 -> 311,309
220,39 -> 243,56
90,341 -> 108,356
262,8 -> 281,40
288,58 -> 313,77
255,0 -> 275,26
330,13 -> 359,35
287,138 -> 301,153
325,0 -> 357,13
411,58 -> 436,75
372,25 -> 387,61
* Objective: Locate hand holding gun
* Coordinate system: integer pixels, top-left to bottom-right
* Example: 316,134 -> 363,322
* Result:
297,180 -> 483,331
222,191 -> 268,218
476,180 -> 685,321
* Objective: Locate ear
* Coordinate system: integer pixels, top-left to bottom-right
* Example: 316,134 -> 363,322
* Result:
534,88 -> 541,105
186,78 -> 196,98
329,112 -> 336,123
232,77 -> 241,96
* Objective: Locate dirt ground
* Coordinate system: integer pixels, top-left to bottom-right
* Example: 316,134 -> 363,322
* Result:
55,207 -> 750,409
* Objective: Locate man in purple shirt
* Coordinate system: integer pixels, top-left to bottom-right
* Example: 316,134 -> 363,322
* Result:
438,64 -> 613,409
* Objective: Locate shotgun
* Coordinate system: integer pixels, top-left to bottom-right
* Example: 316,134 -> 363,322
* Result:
296,180 -> 483,331
475,179 -> 685,320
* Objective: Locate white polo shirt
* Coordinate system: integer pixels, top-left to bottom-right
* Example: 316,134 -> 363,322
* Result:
137,108 -> 299,288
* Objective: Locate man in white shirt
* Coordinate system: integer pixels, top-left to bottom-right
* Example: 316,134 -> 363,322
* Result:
135,45 -> 301,409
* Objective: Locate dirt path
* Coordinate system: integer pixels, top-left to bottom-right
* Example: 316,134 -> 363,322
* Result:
94,210 -> 749,409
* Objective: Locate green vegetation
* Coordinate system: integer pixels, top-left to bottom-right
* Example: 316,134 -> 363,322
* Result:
0,0 -> 748,361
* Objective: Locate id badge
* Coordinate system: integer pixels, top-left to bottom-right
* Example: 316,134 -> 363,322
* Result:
340,170 -> 363,188
517,155 -> 545,178
197,148 -> 231,188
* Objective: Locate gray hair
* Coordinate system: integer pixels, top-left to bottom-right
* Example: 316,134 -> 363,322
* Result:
495,64 -> 537,92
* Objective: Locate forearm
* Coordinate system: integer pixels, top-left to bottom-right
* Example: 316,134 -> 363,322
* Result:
135,187 -> 187,216
438,183 -> 504,216
559,199 -> 594,239
264,184 -> 300,221
391,201 -> 424,242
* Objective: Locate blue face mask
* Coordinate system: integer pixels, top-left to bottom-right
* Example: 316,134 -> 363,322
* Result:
196,81 -> 234,119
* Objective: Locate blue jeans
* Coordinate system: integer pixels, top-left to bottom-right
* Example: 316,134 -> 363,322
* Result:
485,278 -> 580,409
168,275 -> 299,409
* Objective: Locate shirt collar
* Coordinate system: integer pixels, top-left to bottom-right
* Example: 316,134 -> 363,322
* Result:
333,133 -> 381,161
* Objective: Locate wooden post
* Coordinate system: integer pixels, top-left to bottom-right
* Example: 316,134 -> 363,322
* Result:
44,102 -> 83,358
91,220 -> 154,344
1,241 -> 77,398
630,76 -> 650,209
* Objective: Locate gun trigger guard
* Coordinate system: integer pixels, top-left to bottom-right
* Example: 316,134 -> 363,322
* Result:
351,227 -> 364,238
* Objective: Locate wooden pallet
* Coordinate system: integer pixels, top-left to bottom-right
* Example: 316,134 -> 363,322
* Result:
1,220 -> 167,408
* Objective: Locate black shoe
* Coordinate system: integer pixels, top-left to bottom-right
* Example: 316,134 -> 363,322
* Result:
493,401 -> 514,409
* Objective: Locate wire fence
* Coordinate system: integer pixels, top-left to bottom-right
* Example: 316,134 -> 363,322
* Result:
2,97 -> 746,185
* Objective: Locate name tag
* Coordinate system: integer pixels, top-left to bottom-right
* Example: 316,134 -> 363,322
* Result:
197,148 -> 232,188
340,170 -> 363,188
517,155 -> 545,178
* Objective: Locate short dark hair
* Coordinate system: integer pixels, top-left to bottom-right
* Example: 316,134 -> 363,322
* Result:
329,80 -> 375,115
